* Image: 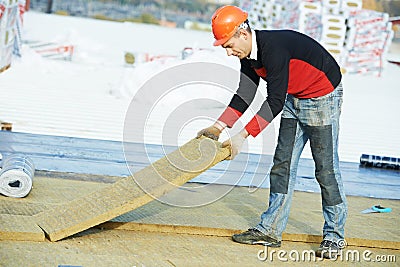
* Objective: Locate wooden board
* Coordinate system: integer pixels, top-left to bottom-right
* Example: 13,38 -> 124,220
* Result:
34,137 -> 230,241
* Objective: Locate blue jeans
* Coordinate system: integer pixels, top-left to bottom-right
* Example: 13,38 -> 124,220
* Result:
255,83 -> 347,242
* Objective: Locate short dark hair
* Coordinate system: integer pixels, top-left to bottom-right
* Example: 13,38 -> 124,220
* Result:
233,20 -> 251,37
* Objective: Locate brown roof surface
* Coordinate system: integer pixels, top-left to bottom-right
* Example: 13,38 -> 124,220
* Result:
1,171 -> 399,266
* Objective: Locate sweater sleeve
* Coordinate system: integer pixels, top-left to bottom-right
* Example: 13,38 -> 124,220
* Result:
218,59 -> 260,127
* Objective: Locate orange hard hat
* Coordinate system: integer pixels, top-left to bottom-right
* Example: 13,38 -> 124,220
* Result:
211,5 -> 248,46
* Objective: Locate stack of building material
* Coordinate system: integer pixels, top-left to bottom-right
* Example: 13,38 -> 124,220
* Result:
299,0 -> 362,65
298,1 -> 323,41
247,0 -> 274,29
241,0 -> 394,76
341,0 -> 363,14
0,0 -> 17,72
273,0 -> 302,30
247,0 -> 302,30
0,0 -> 24,72
343,9 -> 394,76
322,0 -> 341,14
319,14 -> 347,63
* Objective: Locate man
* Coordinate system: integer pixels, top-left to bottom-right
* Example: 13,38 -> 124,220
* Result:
197,5 -> 347,258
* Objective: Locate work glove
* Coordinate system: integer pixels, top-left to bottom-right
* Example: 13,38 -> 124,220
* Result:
196,122 -> 225,141
222,129 -> 249,160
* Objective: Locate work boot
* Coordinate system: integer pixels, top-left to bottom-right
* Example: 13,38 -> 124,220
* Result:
315,239 -> 343,259
232,228 -> 281,247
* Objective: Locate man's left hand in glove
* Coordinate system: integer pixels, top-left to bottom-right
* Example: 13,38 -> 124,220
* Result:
222,129 -> 249,160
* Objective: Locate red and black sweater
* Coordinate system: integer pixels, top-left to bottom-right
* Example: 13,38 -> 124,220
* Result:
218,30 -> 342,137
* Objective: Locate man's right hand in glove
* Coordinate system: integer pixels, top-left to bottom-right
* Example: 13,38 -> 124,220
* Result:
196,121 -> 226,141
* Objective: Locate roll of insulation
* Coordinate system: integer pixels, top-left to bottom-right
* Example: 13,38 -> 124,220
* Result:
360,154 -> 400,170
0,154 -> 35,198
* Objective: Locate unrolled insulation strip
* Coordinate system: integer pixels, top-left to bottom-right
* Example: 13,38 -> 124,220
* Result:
35,137 -> 230,241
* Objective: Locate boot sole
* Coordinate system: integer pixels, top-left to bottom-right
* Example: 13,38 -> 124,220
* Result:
252,240 -> 281,247
232,237 -> 281,247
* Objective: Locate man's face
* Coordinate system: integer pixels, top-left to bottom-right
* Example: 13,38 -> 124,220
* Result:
222,29 -> 251,59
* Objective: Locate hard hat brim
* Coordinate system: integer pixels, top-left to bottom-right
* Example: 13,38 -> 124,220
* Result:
213,35 -> 231,46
